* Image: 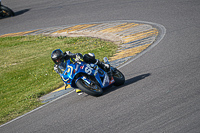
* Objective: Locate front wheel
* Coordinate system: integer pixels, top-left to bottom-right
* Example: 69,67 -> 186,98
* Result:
112,68 -> 125,86
0,5 -> 15,18
76,79 -> 103,96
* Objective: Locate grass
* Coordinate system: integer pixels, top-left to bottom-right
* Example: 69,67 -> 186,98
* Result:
0,35 -> 118,125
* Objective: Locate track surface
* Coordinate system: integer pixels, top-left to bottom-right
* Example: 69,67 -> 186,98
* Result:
1,0 -> 200,133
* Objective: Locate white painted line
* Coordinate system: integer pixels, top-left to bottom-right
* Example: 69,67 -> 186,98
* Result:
0,90 -> 75,128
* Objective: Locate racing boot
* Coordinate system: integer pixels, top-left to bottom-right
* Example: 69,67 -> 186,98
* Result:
96,59 -> 112,80
95,59 -> 110,72
83,53 -> 110,71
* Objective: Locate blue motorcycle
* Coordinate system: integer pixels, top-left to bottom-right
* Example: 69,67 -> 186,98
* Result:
61,57 -> 125,96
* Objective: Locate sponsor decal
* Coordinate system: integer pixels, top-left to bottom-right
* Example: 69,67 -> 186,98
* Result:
102,73 -> 109,86
109,77 -> 115,85
80,65 -> 84,69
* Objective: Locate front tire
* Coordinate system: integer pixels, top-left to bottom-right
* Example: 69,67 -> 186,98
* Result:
112,68 -> 125,86
76,79 -> 103,96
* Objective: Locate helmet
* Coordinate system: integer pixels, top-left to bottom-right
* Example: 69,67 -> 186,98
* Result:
51,49 -> 64,64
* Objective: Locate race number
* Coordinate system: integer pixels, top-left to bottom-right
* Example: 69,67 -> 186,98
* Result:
85,64 -> 93,75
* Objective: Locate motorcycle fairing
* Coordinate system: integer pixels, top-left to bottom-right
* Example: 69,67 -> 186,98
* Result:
61,59 -> 115,89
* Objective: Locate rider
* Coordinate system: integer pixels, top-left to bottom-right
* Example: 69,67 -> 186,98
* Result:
51,49 -> 110,95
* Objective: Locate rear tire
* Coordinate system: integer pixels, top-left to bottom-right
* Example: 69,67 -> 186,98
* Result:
112,68 -> 125,86
0,5 -> 15,18
76,79 -> 103,96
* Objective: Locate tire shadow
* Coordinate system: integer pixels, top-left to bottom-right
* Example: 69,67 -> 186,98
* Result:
103,73 -> 151,95
14,9 -> 30,16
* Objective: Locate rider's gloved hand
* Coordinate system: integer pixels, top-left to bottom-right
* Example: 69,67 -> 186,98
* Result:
75,53 -> 83,62
65,51 -> 71,55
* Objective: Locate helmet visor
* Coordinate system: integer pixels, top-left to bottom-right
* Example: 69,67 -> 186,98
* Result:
55,58 -> 61,64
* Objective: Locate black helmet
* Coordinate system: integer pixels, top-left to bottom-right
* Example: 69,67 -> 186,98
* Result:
51,49 -> 64,64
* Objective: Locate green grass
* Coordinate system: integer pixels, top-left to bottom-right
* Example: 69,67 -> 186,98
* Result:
0,35 -> 118,125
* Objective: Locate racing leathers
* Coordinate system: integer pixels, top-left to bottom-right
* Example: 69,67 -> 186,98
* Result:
54,51 -> 110,76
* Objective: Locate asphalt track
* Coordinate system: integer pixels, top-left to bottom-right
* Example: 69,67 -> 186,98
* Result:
1,0 -> 200,133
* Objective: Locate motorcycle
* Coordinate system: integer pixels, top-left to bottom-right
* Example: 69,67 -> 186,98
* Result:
0,0 -> 15,18
61,57 -> 125,96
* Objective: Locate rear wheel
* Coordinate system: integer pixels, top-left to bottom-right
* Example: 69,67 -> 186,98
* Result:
0,5 -> 15,18
112,68 -> 125,86
76,79 -> 103,96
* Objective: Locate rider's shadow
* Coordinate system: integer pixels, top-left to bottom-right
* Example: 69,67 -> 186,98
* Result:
103,73 -> 151,95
